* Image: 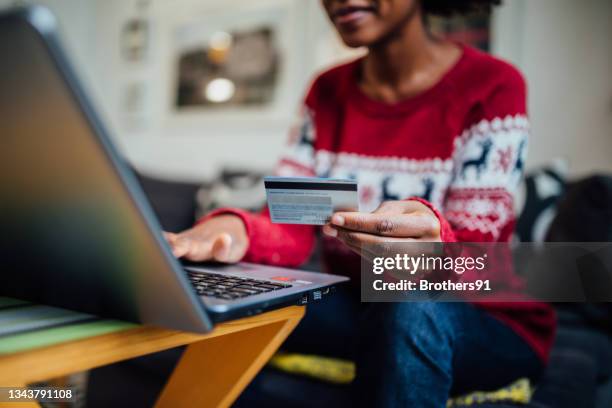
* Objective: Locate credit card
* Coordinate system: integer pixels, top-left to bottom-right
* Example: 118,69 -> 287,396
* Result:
264,176 -> 358,225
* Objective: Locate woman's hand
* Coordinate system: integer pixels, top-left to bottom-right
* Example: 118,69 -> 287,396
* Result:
163,215 -> 249,263
322,200 -> 441,258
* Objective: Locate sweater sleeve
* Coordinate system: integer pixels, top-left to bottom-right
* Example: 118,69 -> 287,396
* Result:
401,68 -> 529,297
442,67 -> 529,243
196,99 -> 319,267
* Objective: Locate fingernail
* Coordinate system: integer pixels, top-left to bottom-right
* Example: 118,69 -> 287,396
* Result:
214,234 -> 232,261
215,247 -> 229,261
331,214 -> 345,226
323,225 -> 338,237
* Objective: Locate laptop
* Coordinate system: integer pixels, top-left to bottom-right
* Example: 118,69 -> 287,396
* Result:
0,6 -> 348,333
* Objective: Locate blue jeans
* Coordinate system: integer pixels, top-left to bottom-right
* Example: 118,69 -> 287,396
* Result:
284,288 -> 543,407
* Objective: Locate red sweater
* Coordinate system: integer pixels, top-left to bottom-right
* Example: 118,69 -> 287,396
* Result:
206,45 -> 556,362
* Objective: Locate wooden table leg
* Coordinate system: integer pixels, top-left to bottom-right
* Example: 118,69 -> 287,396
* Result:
0,402 -> 40,408
155,311 -> 303,408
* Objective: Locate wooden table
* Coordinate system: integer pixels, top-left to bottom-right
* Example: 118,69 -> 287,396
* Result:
0,305 -> 305,408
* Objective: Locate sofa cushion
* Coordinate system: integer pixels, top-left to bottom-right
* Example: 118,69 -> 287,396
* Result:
134,171 -> 201,232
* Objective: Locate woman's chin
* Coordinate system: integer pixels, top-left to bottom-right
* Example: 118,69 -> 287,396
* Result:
338,31 -> 379,48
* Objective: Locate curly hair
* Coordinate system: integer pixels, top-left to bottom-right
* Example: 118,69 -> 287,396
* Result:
421,0 -> 502,16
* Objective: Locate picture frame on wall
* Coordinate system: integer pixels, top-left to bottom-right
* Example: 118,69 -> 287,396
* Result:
165,0 -> 310,129
174,25 -> 279,109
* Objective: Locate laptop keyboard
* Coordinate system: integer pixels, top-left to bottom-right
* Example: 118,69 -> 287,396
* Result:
187,270 -> 292,300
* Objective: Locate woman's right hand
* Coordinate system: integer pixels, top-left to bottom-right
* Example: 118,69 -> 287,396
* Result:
163,215 -> 249,263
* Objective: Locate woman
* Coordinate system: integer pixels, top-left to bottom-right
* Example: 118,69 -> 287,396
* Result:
165,0 -> 556,405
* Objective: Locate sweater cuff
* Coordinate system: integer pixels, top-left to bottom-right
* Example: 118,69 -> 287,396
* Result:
407,197 -> 456,243
196,207 -> 253,241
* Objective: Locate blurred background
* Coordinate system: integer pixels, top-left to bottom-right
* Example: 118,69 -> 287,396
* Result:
1,0 -> 610,182
1,2 -> 611,406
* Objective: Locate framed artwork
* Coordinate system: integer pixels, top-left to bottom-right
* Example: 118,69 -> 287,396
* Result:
121,81 -> 151,131
168,1 -> 307,122
121,18 -> 150,63
175,26 -> 279,108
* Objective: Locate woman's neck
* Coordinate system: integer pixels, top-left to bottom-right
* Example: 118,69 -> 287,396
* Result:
360,15 -> 461,103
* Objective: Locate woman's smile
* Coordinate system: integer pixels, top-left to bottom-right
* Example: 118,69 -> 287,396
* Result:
331,2 -> 378,29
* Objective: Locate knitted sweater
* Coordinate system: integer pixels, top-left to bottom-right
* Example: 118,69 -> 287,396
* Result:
205,45 -> 556,362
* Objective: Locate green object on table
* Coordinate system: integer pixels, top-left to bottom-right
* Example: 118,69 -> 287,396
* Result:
0,297 -> 136,354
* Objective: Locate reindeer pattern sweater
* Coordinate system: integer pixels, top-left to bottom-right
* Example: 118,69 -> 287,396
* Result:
206,45 -> 556,362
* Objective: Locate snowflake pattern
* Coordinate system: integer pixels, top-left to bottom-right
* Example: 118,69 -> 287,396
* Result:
275,114 -> 529,236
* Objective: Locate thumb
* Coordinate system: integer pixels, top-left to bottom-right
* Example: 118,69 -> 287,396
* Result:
163,231 -> 178,242
212,233 -> 233,263
171,236 -> 192,258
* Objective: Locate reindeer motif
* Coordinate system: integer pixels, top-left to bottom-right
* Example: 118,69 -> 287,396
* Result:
513,139 -> 526,175
381,176 -> 399,201
418,178 -> 435,202
297,116 -> 314,149
461,139 -> 493,179
381,176 -> 435,202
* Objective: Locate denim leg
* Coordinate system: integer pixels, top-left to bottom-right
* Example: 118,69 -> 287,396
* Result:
282,286 -> 360,359
354,302 -> 543,408
450,305 -> 543,395
355,302 -> 456,408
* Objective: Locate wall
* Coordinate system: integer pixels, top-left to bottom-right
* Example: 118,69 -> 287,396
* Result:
3,0 -> 611,181
0,0 -> 97,87
90,0 -> 346,181
493,0 -> 612,177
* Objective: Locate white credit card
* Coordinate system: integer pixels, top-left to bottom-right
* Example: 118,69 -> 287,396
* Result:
264,176 -> 358,225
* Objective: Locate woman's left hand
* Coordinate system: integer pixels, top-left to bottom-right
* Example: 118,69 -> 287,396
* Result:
322,200 -> 442,257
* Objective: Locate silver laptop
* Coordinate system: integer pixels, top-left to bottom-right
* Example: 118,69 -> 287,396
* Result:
0,6 -> 348,333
